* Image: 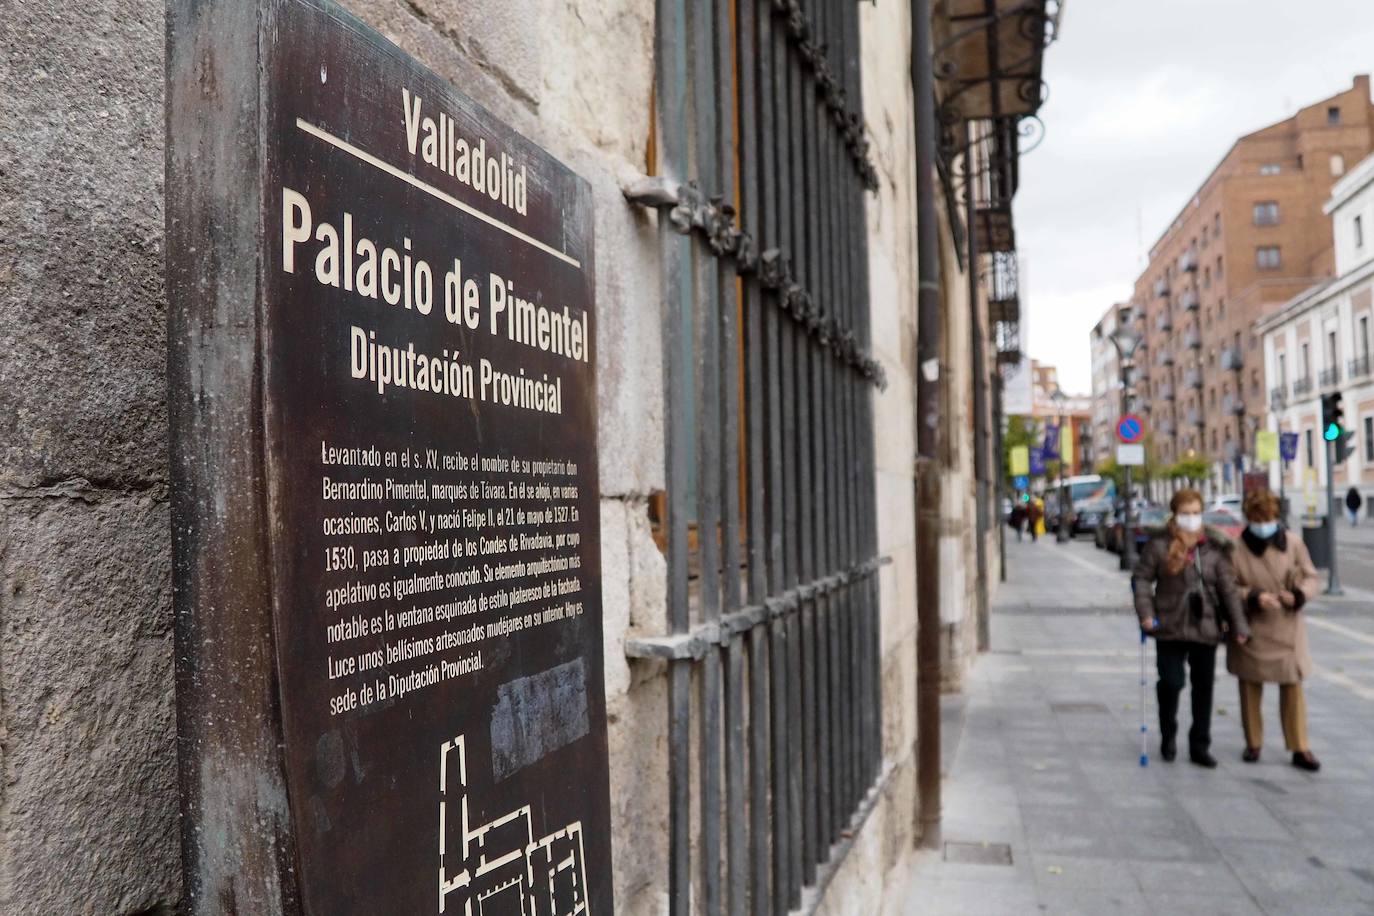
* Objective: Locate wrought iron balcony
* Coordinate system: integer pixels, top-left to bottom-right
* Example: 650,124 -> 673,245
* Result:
1269,386 -> 1288,410
1183,329 -> 1202,349
1180,289 -> 1200,311
1185,368 -> 1202,389
1221,346 -> 1244,371
1179,247 -> 1199,272
1154,277 -> 1170,298
1222,394 -> 1245,416
1156,348 -> 1174,367
986,250 -> 1019,322
1319,366 -> 1341,388
1350,355 -> 1371,379
1293,376 -> 1313,397
1156,312 -> 1173,332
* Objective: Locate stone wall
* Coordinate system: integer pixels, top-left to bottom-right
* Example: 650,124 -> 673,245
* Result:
0,0 -> 978,912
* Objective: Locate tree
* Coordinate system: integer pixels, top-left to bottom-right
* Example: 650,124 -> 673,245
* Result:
1168,454 -> 1211,486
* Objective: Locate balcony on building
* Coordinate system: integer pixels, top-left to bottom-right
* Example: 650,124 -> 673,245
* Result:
1350,355 -> 1371,380
1156,311 -> 1173,332
1156,348 -> 1174,367
1319,366 -> 1341,388
1185,368 -> 1202,389
1222,394 -> 1245,416
1221,345 -> 1244,371
1154,276 -> 1170,298
1183,328 -> 1202,349
1186,408 -> 1204,427
1293,375 -> 1313,397
1179,247 -> 1199,273
1180,289 -> 1200,311
1269,385 -> 1288,410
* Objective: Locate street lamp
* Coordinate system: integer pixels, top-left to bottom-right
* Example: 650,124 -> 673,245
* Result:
1052,387 -> 1071,543
1110,320 -> 1142,569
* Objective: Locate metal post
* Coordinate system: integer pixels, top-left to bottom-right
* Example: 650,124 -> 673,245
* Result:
1119,351 -> 1135,571
1056,408 -> 1071,543
966,124 -> 991,652
1326,438 -> 1343,595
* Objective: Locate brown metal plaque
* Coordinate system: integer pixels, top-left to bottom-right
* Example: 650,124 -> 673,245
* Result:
167,2 -> 611,913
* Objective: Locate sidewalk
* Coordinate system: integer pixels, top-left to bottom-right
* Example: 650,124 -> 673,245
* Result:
901,535 -> 1374,915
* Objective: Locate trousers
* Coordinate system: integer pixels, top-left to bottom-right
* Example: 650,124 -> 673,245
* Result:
1156,640 -> 1217,754
1238,679 -> 1309,752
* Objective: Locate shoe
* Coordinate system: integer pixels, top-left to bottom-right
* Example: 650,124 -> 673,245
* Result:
1292,751 -> 1321,772
1161,736 -> 1177,762
1242,747 -> 1261,763
1190,751 -> 1218,768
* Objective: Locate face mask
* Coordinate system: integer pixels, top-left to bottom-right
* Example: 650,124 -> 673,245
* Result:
1249,521 -> 1279,539
1176,513 -> 1203,533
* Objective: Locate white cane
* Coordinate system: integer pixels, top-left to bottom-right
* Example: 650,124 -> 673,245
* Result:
1139,628 -> 1149,767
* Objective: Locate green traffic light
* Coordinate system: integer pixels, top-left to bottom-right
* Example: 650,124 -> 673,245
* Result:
1325,422 -> 1342,442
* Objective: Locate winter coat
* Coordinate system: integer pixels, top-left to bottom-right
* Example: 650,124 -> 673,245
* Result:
1132,530 -> 1250,645
1226,528 -> 1319,684
1347,487 -> 1363,511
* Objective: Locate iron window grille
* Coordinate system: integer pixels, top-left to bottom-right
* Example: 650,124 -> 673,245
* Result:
626,1 -> 884,913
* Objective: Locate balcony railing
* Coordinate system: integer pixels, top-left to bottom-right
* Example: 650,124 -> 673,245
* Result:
1185,368 -> 1202,389
1222,394 -> 1245,416
1293,376 -> 1313,397
1154,277 -> 1170,298
1183,329 -> 1202,349
1180,289 -> 1199,311
1180,247 -> 1199,272
1156,312 -> 1173,332
1319,366 -> 1341,388
1350,355 -> 1371,379
1269,386 -> 1288,410
1221,346 -> 1244,371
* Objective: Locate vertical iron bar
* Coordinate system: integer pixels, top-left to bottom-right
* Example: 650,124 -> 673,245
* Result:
737,1 -> 772,909
688,1 -> 725,910
712,0 -> 747,911
655,0 -> 694,908
758,1 -> 792,904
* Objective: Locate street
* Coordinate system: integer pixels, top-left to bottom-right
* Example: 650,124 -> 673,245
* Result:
903,533 -> 1374,915
1328,517 -> 1374,594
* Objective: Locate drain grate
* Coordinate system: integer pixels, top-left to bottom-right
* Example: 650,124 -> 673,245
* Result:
943,841 -> 1014,866
1050,702 -> 1110,714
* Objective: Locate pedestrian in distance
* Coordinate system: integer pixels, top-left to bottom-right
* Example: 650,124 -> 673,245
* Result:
1228,489 -> 1322,772
1133,488 -> 1251,768
1027,497 -> 1044,543
1009,502 -> 1027,542
1345,486 -> 1362,527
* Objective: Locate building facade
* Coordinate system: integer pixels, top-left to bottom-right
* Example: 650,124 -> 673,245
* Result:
1262,151 -> 1374,514
1089,302 -> 1136,467
1129,76 -> 1374,497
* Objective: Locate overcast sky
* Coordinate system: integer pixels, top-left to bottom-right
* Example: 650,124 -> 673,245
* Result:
1015,0 -> 1374,394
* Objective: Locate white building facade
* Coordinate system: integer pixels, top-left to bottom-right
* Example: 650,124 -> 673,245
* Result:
1261,151 -> 1374,515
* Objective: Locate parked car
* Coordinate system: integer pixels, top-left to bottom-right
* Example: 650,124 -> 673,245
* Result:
1072,498 -> 1113,537
1204,507 -> 1244,540
1209,493 -> 1242,514
1111,506 -> 1170,555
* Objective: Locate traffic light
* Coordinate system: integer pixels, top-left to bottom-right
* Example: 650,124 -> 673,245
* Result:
1321,392 -> 1345,442
1336,430 -> 1357,465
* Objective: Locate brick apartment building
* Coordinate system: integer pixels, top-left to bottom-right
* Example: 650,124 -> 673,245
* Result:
1123,76 -> 1374,496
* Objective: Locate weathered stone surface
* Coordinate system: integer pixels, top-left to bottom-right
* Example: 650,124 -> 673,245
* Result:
0,489 -> 178,915
0,0 -> 168,487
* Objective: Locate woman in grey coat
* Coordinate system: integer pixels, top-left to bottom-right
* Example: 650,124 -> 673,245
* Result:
1132,488 -> 1251,767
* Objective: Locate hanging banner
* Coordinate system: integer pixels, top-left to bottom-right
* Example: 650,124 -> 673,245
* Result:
1256,429 -> 1279,463
1009,444 -> 1030,477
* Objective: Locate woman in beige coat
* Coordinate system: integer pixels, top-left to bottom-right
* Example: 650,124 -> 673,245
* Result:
1227,489 -> 1322,771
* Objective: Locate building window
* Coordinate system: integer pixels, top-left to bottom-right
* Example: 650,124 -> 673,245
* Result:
1360,315 -> 1370,360
1251,369 -> 1259,393
1328,330 -> 1339,372
1331,154 -> 1346,176
1328,106 -> 1342,125
1253,201 -> 1280,226
1203,266 -> 1211,288
1278,352 -> 1287,387
1256,246 -> 1282,269
1260,163 -> 1282,176
1301,342 -> 1310,379
1356,215 -> 1365,249
1306,429 -> 1314,466
1216,255 -> 1223,279
1366,417 -> 1374,462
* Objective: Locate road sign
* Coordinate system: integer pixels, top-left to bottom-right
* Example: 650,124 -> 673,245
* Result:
1116,443 -> 1145,466
1280,431 -> 1300,462
1116,414 -> 1144,444
1013,474 -> 1029,490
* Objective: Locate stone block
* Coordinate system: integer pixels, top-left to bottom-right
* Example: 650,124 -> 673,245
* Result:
0,491 -> 178,914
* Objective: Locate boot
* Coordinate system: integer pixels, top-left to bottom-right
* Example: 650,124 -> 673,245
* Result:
1292,751 -> 1321,772
1160,735 -> 1177,762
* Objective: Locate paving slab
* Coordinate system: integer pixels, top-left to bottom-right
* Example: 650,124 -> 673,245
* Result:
900,535 -> 1374,915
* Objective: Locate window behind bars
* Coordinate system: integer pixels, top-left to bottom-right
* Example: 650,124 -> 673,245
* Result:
626,1 -> 886,913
